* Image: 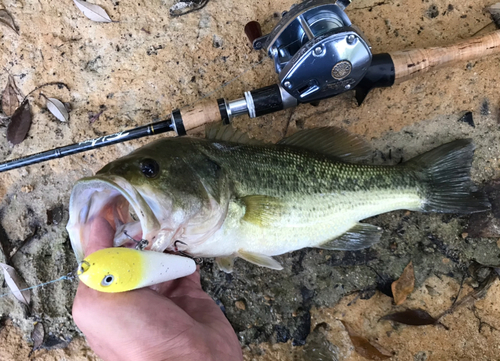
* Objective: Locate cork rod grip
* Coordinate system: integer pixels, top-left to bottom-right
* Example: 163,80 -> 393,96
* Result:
390,30 -> 500,84
180,101 -> 222,132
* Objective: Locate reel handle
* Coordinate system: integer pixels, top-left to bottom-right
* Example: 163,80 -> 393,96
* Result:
390,29 -> 500,84
244,21 -> 263,45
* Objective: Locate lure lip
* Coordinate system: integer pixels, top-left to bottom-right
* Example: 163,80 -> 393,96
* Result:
67,175 -> 161,262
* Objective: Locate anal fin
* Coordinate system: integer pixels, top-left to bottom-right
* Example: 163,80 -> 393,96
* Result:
216,256 -> 235,273
318,223 -> 382,251
238,249 -> 283,270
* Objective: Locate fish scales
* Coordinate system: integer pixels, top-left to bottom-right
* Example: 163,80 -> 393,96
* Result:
201,142 -> 422,212
199,141 -> 420,195
190,140 -> 423,257
67,127 -> 490,272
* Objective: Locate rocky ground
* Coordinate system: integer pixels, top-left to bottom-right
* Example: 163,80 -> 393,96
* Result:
0,0 -> 500,360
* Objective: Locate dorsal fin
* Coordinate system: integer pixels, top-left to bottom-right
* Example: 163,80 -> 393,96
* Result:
205,123 -> 266,145
278,127 -> 371,162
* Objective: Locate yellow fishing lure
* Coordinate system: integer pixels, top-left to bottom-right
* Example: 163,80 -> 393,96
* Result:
77,248 -> 196,293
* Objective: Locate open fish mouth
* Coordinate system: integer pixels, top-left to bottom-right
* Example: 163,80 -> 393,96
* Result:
67,175 -> 161,262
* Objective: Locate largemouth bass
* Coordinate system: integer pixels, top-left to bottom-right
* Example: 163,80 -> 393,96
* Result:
67,126 -> 490,272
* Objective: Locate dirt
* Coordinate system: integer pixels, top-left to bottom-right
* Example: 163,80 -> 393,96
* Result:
0,0 -> 500,360
244,275 -> 500,361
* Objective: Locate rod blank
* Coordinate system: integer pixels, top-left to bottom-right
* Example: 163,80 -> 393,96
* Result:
0,120 -> 173,173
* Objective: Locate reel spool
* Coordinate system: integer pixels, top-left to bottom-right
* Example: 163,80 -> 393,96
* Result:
252,0 -> 372,103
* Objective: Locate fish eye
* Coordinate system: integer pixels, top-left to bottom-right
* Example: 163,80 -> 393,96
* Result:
140,158 -> 159,178
101,275 -> 115,287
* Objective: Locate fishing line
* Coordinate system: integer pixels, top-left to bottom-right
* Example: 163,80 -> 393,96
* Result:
0,272 -> 77,299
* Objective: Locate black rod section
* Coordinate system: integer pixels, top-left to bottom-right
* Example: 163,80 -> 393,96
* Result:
353,53 -> 395,106
250,84 -> 283,117
0,62 -> 402,174
0,119 -> 174,173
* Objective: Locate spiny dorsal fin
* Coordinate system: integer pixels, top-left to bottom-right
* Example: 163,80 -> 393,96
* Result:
318,223 -> 382,250
241,195 -> 284,227
205,123 -> 266,145
216,256 -> 235,273
238,250 -> 283,270
278,127 -> 371,162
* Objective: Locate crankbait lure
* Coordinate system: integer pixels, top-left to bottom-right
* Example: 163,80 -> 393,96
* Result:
77,248 -> 196,293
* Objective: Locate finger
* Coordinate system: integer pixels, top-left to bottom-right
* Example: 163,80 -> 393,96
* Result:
72,281 -> 195,359
155,266 -> 227,325
84,216 -> 115,257
75,217 -> 114,307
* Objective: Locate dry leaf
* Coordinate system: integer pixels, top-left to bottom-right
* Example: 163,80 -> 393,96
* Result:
391,261 -> 415,305
46,97 -> 69,122
341,321 -> 392,360
31,321 -> 45,351
0,263 -> 30,307
380,309 -> 438,326
73,0 -> 112,22
0,9 -> 18,34
2,75 -> 21,116
6,99 -> 31,145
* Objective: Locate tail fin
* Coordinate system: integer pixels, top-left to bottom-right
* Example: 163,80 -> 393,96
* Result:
406,139 -> 490,214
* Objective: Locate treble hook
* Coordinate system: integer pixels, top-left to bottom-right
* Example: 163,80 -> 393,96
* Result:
173,240 -> 203,265
124,231 -> 149,251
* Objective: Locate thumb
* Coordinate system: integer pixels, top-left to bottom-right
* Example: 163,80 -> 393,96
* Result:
84,216 -> 115,257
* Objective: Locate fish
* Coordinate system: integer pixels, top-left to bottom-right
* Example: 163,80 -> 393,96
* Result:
77,248 -> 196,293
67,125 -> 490,273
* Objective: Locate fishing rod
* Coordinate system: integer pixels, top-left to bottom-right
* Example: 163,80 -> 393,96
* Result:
1,0 -> 500,173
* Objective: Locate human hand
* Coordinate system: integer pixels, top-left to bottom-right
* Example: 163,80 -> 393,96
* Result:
72,216 -> 243,361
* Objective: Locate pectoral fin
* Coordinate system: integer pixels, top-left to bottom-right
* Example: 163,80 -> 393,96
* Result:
216,256 -> 235,273
319,223 -> 382,251
238,250 -> 283,270
241,195 -> 284,227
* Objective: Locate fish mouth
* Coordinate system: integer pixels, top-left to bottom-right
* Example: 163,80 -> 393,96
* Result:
67,175 -> 161,262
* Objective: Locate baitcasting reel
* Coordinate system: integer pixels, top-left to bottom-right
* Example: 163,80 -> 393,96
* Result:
10,0 -> 500,171
215,0 -> 374,124
253,0 -> 372,103
0,0 -> 384,172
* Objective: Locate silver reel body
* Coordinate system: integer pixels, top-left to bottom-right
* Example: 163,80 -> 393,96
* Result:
254,0 -> 372,103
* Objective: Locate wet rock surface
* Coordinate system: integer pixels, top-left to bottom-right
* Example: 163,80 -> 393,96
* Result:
1,0 -> 500,359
